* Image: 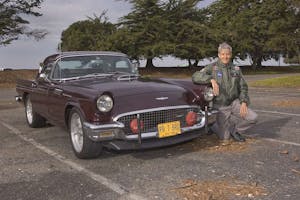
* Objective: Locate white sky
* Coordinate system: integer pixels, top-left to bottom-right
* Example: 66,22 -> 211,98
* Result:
0,0 -> 287,69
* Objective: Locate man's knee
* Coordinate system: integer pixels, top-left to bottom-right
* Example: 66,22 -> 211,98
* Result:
246,110 -> 258,124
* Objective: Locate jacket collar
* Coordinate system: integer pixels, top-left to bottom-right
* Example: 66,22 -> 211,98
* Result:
217,59 -> 233,68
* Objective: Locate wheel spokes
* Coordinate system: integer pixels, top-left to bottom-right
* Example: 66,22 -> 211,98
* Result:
70,113 -> 84,153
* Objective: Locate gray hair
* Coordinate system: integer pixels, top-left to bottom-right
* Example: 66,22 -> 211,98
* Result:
218,42 -> 232,53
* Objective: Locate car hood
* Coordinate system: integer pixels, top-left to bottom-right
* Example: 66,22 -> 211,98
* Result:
64,77 -> 187,97
63,77 -> 197,115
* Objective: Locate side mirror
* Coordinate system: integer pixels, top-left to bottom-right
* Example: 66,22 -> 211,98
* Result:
39,73 -> 46,79
132,61 -> 140,73
38,73 -> 50,83
39,66 -> 43,73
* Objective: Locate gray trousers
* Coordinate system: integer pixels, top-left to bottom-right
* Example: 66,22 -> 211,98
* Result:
211,99 -> 258,140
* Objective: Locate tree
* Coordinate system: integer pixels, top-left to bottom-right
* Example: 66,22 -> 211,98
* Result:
108,27 -> 141,61
0,0 -> 47,46
206,0 -> 300,69
60,12 -> 116,51
120,0 -> 172,68
165,0 -> 216,68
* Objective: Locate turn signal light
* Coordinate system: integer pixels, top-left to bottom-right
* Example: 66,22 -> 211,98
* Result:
186,111 -> 197,126
130,118 -> 144,134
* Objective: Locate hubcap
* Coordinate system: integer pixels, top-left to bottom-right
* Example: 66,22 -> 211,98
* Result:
70,113 -> 83,153
26,98 -> 33,124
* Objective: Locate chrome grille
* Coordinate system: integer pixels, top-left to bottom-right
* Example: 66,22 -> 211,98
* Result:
116,107 -> 201,134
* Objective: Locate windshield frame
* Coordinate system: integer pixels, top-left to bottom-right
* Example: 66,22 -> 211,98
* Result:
49,54 -> 138,81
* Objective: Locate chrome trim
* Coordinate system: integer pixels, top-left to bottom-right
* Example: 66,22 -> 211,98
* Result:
83,121 -> 124,129
117,74 -> 140,81
62,93 -> 72,98
109,142 -> 121,150
155,97 -> 169,100
82,108 -> 218,142
123,112 -> 207,140
15,96 -> 23,102
113,105 -> 199,121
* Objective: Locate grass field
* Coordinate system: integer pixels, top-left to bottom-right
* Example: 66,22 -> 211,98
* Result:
0,69 -> 38,88
250,75 -> 300,88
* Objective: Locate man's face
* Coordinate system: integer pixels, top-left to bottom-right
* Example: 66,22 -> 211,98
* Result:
218,49 -> 232,65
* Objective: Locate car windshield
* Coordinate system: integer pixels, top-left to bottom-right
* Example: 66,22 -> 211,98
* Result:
52,55 -> 137,80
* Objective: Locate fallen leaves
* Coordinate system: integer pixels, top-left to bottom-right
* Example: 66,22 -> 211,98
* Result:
291,169 -> 300,176
183,134 -> 256,153
173,179 -> 268,200
279,150 -> 289,154
272,100 -> 300,107
293,155 -> 300,162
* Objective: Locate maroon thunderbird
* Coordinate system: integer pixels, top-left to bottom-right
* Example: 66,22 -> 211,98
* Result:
16,51 -> 217,159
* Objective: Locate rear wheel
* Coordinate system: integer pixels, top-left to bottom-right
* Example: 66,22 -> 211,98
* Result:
69,108 -> 103,159
25,95 -> 46,128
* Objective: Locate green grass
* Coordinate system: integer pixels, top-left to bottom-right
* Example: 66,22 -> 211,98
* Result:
242,66 -> 300,75
250,75 -> 300,88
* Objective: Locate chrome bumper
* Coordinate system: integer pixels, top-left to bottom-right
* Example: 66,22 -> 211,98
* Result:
83,109 -> 218,142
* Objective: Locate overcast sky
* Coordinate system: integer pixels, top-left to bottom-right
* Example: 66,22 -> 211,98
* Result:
0,0 -> 285,69
0,0 -> 220,69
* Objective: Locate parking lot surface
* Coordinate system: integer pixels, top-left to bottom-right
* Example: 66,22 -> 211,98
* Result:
0,75 -> 299,200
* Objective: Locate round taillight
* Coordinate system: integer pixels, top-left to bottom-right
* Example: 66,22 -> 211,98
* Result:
130,118 -> 144,134
186,111 -> 197,126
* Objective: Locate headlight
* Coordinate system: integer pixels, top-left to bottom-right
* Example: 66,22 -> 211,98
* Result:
204,87 -> 214,101
97,95 -> 113,112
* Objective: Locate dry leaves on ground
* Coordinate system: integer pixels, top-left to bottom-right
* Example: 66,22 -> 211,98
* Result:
173,179 -> 268,200
272,100 -> 300,107
184,134 -> 256,153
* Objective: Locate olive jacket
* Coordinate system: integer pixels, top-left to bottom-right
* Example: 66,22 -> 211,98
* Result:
192,60 -> 250,108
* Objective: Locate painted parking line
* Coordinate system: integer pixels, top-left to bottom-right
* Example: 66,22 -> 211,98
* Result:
0,121 -> 146,200
261,138 -> 300,147
254,109 -> 300,117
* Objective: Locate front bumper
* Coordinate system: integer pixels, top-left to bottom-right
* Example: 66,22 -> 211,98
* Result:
83,109 -> 218,148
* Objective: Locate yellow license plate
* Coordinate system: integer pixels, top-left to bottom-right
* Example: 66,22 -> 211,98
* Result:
158,121 -> 181,138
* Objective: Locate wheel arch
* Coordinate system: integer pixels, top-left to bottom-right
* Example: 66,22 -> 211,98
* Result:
64,102 -> 87,129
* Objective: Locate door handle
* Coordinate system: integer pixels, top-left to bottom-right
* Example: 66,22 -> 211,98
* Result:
53,88 -> 63,95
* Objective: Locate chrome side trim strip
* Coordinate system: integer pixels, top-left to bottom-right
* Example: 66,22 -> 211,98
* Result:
83,121 -> 124,129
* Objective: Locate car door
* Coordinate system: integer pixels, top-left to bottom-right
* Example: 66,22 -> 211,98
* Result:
46,62 -> 68,124
30,64 -> 54,118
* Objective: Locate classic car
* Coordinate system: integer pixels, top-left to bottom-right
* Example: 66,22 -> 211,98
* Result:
16,51 -> 217,159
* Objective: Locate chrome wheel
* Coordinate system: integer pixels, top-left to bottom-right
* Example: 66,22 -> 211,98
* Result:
70,112 -> 83,153
26,98 -> 33,124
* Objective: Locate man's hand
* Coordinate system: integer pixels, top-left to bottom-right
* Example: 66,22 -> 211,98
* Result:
240,102 -> 248,118
210,79 -> 219,96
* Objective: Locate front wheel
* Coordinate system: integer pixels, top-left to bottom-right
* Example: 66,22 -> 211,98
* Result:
69,108 -> 103,159
25,95 -> 46,128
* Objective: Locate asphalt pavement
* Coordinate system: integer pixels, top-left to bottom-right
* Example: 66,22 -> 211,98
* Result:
0,74 -> 299,200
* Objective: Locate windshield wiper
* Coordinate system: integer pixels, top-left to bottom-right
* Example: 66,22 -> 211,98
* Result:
79,73 -> 112,79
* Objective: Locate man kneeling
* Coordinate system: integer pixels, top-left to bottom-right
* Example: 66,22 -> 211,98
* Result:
192,42 -> 257,142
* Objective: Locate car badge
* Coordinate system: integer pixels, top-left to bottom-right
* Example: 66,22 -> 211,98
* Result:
155,97 -> 169,100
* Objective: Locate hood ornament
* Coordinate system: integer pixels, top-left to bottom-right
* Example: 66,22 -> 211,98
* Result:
155,97 -> 169,100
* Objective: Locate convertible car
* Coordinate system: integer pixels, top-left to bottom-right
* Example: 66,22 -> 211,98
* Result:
16,51 -> 217,159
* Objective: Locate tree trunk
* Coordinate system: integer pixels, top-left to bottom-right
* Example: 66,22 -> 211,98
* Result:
188,59 -> 192,68
251,54 -> 263,70
193,60 -> 199,68
146,58 -> 155,68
